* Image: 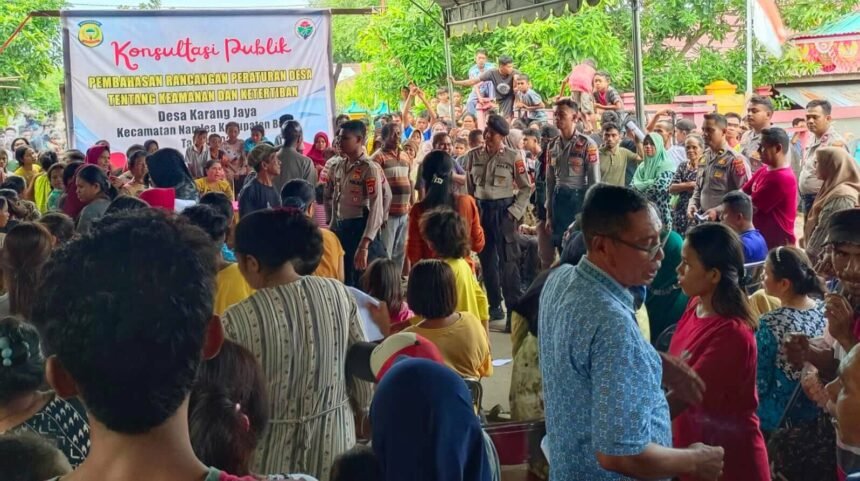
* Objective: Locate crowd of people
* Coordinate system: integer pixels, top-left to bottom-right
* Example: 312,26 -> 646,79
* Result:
0,49 -> 859,481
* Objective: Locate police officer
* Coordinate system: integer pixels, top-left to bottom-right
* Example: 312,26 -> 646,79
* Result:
325,120 -> 388,286
799,99 -> 849,217
465,114 -> 532,326
688,112 -> 751,220
546,98 -> 600,248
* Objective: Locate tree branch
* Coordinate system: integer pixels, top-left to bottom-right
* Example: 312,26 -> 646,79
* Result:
679,26 -> 705,56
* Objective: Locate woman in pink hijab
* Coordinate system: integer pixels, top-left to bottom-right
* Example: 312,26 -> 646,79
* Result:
304,132 -> 329,172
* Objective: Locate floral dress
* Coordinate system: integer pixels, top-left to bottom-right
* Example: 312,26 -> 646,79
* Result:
671,160 -> 700,236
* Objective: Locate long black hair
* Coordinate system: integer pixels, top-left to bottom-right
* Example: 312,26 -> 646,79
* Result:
686,223 -> 756,328
419,150 -> 457,211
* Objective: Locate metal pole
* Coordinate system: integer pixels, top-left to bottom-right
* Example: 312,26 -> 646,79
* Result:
631,0 -> 646,127
746,0 -> 754,95
443,14 -> 455,119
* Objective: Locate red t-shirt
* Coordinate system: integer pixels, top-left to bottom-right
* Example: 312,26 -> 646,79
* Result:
742,165 -> 798,249
669,299 -> 770,481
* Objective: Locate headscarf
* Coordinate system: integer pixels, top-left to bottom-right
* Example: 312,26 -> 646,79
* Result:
85,145 -> 109,170
61,163 -> 89,219
304,132 -> 329,168
371,358 -> 493,481
146,148 -> 199,201
806,147 -> 860,239
632,133 -> 675,191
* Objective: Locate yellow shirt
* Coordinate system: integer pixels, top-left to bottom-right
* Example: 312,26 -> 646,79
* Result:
404,311 -> 493,378
14,165 -> 42,188
195,178 -> 235,200
444,258 -> 490,330
214,263 -> 255,316
313,228 -> 344,280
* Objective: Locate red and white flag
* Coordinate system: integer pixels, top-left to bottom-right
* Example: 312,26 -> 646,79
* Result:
752,0 -> 788,57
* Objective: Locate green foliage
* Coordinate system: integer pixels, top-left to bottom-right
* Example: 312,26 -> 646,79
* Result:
0,0 -> 64,121
318,0 -> 381,64
778,0 -> 860,31
22,66 -> 62,117
337,0 -> 860,110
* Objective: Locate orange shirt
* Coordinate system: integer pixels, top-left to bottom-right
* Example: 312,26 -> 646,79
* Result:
407,194 -> 485,268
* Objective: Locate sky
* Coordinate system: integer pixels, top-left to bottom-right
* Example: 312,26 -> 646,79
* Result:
67,0 -> 312,9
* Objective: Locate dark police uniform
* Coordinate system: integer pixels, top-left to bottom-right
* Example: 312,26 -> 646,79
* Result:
546,133 -> 600,247
325,154 -> 388,286
465,143 -> 532,320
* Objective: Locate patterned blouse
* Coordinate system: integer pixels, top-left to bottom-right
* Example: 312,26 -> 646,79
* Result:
755,300 -> 827,432
222,276 -> 373,481
641,170 -> 675,232
10,394 -> 90,467
671,160 -> 700,236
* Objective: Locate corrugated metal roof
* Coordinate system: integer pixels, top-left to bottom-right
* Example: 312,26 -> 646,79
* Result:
793,12 -> 860,40
438,0 -> 598,36
777,84 -> 860,107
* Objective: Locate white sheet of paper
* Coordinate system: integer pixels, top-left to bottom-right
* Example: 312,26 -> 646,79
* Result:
347,287 -> 384,341
491,358 -> 512,367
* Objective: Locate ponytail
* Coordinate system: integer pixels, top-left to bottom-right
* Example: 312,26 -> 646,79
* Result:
189,384 -> 257,476
767,246 -> 826,298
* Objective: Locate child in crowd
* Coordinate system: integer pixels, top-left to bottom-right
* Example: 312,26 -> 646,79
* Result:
181,204 -> 254,317
31,209 -> 237,481
0,432 -> 72,481
0,150 -> 8,181
244,124 -> 268,153
592,70 -> 625,115
419,206 -> 490,331
38,212 -> 76,245
514,74 -> 546,123
199,191 -> 237,262
0,317 -> 90,467
403,259 -> 492,379
29,150 -> 59,212
188,339 -> 318,480
453,138 -> 468,159
329,445 -> 380,481
436,88 -> 453,121
360,259 -> 414,333
45,163 -> 65,211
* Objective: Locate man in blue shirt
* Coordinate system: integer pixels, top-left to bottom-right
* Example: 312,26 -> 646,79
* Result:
539,184 -> 725,481
465,48 -> 495,117
720,190 -> 768,263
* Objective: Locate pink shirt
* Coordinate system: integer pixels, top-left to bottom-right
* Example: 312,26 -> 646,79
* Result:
742,165 -> 798,249
567,63 -> 595,94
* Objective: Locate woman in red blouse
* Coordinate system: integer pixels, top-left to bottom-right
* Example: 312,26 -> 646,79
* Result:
671,222 -> 770,481
407,151 -> 484,270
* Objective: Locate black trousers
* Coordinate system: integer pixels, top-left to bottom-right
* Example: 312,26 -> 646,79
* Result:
551,186 -> 586,248
334,216 -> 386,287
477,198 -> 523,312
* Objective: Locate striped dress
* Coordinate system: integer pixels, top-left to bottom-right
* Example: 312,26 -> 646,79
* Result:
222,276 -> 373,481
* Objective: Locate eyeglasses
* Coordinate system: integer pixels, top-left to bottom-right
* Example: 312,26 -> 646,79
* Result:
601,231 -> 668,259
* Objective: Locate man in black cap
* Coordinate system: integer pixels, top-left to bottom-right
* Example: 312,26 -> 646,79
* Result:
465,114 -> 532,330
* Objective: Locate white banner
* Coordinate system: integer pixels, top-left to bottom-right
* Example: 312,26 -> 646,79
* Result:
62,10 -> 334,152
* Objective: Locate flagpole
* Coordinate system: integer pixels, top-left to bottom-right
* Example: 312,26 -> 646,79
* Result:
746,0 -> 754,95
